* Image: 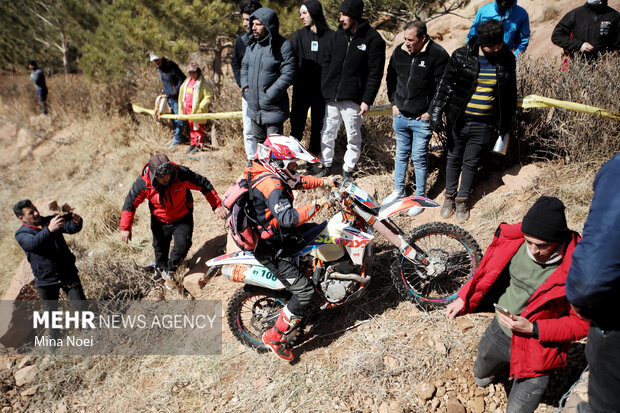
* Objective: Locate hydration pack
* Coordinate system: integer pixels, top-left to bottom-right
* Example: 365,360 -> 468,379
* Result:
222,172 -> 274,251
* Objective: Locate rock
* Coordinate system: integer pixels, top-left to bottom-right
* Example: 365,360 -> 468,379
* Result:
182,273 -> 207,298
435,341 -> 447,355
434,379 -> 444,388
445,399 -> 465,413
0,260 -> 37,350
455,318 -> 474,333
416,382 -> 436,400
16,356 -> 33,370
378,399 -> 401,413
384,355 -> 398,369
443,369 -> 458,380
14,365 -> 38,386
471,397 -> 485,413
488,402 -> 498,411
431,398 -> 441,410
20,386 -> 38,397
436,386 -> 446,398
253,375 -> 270,389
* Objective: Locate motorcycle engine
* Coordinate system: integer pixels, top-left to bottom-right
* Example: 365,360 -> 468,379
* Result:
320,262 -> 361,303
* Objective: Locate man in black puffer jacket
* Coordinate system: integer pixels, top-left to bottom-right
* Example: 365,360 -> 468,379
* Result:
317,0 -> 385,179
13,199 -> 86,302
429,19 -> 516,223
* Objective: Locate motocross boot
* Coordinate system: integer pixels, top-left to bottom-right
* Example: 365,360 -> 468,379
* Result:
440,192 -> 456,219
455,196 -> 470,223
262,308 -> 300,361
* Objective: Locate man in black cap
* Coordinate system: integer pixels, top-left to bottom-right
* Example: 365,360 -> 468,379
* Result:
429,19 -> 517,223
317,0 -> 385,179
446,196 -> 589,413
289,0 -> 334,174
120,154 -> 227,290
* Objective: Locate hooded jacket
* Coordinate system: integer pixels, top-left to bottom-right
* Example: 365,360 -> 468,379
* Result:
429,38 -> 517,135
456,222 -> 589,378
566,153 -> 620,331
241,7 -> 297,125
321,20 -> 386,105
289,0 -> 334,95
386,39 -> 449,118
231,31 -> 254,88
157,58 -> 186,99
551,2 -> 620,58
15,216 -> 83,287
467,0 -> 530,57
178,73 -> 213,124
120,162 -> 222,231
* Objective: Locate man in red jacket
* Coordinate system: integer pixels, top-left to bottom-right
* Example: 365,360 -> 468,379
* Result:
120,154 -> 227,289
446,196 -> 589,413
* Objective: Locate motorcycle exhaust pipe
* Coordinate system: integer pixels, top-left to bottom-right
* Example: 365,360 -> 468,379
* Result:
328,273 -> 371,283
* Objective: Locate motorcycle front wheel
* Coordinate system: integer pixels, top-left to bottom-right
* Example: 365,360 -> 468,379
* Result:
227,285 -> 291,352
391,222 -> 482,309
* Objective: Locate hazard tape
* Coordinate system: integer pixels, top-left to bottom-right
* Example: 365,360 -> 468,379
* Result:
132,94 -> 620,122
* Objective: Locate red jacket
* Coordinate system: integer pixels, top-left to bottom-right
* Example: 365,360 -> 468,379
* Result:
120,162 -> 221,231
457,222 -> 589,379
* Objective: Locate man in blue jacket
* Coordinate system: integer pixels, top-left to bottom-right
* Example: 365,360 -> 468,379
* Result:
566,153 -> 620,413
150,54 -> 187,149
231,0 -> 263,166
13,200 -> 86,301
241,7 -> 296,150
467,0 -> 530,57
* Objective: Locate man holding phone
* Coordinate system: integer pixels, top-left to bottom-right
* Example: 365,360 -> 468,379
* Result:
13,199 -> 86,301
446,196 -> 589,413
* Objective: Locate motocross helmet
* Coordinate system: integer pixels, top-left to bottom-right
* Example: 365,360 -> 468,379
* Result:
255,135 -> 319,187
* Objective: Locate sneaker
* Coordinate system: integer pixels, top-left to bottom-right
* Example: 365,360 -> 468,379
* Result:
185,145 -> 197,154
167,139 -> 181,150
382,190 -> 406,205
316,166 -> 331,178
475,376 -> 494,388
407,206 -> 424,217
343,170 -> 354,180
162,270 -> 177,291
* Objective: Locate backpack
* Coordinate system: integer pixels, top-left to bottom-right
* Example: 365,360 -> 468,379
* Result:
222,172 -> 275,251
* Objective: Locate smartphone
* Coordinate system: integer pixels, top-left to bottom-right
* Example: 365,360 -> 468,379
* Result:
61,212 -> 73,221
493,303 -> 512,316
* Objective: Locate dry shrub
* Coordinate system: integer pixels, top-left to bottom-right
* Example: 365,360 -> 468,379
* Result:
514,54 -> 620,164
541,4 -> 559,22
77,256 -> 155,300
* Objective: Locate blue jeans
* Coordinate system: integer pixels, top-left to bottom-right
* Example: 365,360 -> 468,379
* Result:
392,114 -> 431,196
167,97 -> 184,143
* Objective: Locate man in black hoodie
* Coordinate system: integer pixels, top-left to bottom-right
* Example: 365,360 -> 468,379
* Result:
552,0 -> 620,60
289,1 -> 334,174
317,0 -> 386,179
231,0 -> 263,166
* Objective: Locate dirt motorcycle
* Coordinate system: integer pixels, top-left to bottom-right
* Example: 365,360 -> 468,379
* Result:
205,179 -> 482,351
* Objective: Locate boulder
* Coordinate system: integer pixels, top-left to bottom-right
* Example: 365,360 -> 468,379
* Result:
14,365 -> 38,387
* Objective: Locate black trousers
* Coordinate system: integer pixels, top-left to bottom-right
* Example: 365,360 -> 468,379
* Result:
37,277 -> 86,302
445,119 -> 494,198
586,327 -> 620,412
250,120 -> 283,146
151,213 -> 193,272
290,91 -> 325,156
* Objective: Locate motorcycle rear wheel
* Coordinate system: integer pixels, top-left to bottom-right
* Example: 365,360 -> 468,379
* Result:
391,222 -> 482,309
227,285 -> 296,352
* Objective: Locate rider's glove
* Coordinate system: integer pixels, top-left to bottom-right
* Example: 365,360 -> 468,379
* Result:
312,193 -> 333,210
323,175 -> 342,187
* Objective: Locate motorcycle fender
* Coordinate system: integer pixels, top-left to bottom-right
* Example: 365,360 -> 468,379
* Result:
377,196 -> 440,220
206,251 -> 261,267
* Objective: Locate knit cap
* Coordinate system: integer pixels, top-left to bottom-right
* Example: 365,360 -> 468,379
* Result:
339,0 -> 364,21
521,196 -> 569,242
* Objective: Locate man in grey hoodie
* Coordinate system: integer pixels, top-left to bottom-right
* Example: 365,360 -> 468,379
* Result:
241,7 -> 297,146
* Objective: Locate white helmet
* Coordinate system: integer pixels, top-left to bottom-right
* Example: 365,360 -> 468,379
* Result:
255,135 -> 319,187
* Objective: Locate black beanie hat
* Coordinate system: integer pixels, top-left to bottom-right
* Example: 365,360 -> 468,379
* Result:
521,196 -> 569,242
339,0 -> 364,21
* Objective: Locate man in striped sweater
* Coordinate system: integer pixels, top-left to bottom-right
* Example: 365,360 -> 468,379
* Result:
429,19 -> 517,222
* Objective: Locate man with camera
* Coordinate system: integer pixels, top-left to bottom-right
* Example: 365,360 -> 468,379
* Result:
13,199 -> 86,301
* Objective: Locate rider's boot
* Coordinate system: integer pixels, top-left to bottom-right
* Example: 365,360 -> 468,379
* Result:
262,306 -> 300,361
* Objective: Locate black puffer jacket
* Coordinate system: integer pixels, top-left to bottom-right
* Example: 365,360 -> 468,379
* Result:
429,39 -> 517,135
321,20 -> 386,105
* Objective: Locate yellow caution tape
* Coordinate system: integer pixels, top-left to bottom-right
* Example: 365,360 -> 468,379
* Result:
132,94 -> 620,122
